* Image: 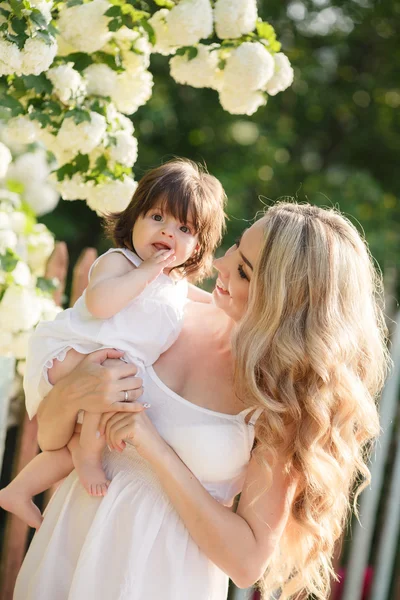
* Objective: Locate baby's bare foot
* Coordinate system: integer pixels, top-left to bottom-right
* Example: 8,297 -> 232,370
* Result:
0,485 -> 43,529
72,447 -> 110,497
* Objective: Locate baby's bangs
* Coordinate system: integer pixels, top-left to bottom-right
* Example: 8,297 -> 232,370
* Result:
154,187 -> 206,233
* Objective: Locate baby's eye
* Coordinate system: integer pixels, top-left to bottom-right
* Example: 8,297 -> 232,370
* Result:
238,264 -> 249,281
180,225 -> 191,234
152,214 -> 163,222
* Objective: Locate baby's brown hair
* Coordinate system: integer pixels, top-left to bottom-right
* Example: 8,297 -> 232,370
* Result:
104,158 -> 227,282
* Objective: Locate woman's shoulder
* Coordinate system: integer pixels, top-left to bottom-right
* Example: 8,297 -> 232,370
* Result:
184,298 -> 226,326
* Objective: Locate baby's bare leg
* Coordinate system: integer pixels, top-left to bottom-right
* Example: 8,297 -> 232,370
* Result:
0,448 -> 73,529
69,413 -> 110,497
47,347 -> 86,385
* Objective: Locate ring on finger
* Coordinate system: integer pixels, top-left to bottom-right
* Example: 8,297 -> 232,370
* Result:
124,390 -> 128,402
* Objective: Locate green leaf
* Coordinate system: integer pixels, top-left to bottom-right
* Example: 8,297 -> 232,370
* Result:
140,18 -> 155,46
65,108 -> 91,124
75,153 -> 89,172
22,74 -> 52,95
187,46 -> 198,61
94,51 -> 123,72
29,109 -> 52,128
105,5 -> 121,17
95,155 -> 108,172
0,249 -> 19,273
256,20 -> 275,40
9,0 -> 24,19
10,17 -> 26,36
66,0 -> 84,6
30,9 -> 48,29
66,52 -> 93,71
0,8 -> 11,18
154,0 -> 174,8
36,277 -> 58,294
55,162 -> 77,181
0,95 -> 24,116
108,17 -> 122,31
42,99 -> 62,116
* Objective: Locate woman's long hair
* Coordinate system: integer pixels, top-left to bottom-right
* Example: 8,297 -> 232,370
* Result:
233,202 -> 390,599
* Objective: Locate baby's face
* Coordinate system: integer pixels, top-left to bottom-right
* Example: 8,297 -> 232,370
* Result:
132,205 -> 199,268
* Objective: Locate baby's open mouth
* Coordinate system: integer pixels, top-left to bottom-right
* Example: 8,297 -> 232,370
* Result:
153,242 -> 172,251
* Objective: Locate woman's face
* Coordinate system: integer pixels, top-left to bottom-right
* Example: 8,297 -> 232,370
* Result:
212,219 -> 265,321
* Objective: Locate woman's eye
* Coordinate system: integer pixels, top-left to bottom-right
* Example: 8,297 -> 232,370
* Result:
152,214 -> 163,222
238,264 -> 249,281
180,225 -> 191,234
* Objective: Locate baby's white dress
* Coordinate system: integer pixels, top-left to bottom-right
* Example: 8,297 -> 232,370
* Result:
14,366 -> 262,600
23,247 -> 187,419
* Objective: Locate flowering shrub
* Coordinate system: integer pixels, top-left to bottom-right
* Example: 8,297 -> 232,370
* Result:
0,159 -> 61,373
1,0 -> 294,214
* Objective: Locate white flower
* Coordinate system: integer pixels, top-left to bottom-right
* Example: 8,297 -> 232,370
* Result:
53,172 -> 94,201
57,111 -> 107,156
4,116 -> 38,146
0,331 -> 13,356
0,142 -> 12,178
0,211 -> 11,229
169,44 -> 220,89
112,70 -> 153,115
84,63 -> 117,97
106,105 -> 135,135
6,149 -> 50,185
24,183 -> 59,216
55,34 -> 77,57
57,0 -> 111,54
47,63 -> 86,103
0,189 -> 21,210
87,176 -> 137,215
9,211 -> 27,234
0,286 -> 42,332
11,261 -> 32,287
148,10 -> 178,56
263,53 -> 294,96
29,0 -> 53,24
0,229 -> 18,253
26,224 -> 54,276
214,0 -> 257,39
20,38 -> 57,76
40,297 -> 62,321
37,127 -> 74,166
223,42 -> 274,91
9,330 -> 31,360
167,0 -> 213,47
109,131 -> 138,167
0,38 -> 22,76
219,86 -> 266,115
114,28 -> 151,72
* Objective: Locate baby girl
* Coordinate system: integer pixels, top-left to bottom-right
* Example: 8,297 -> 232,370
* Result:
0,158 -> 226,529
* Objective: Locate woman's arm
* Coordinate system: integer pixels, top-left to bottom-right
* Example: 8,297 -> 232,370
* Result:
85,249 -> 175,319
104,411 -> 296,588
37,349 -> 145,451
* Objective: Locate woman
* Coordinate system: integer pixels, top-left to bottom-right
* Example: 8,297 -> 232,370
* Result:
14,202 -> 389,600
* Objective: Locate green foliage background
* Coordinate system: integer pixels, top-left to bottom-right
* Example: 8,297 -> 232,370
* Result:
41,0 -> 400,295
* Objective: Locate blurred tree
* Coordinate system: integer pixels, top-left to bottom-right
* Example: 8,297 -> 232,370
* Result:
41,0 -> 400,294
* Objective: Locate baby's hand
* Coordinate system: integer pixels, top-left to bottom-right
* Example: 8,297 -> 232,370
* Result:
138,249 -> 176,283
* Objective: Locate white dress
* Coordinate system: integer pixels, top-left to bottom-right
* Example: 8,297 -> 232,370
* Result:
14,366 -> 262,600
23,248 -> 188,419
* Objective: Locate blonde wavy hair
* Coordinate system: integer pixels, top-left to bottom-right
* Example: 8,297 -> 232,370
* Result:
233,202 -> 390,599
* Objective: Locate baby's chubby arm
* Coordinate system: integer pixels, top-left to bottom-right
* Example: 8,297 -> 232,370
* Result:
85,249 -> 175,319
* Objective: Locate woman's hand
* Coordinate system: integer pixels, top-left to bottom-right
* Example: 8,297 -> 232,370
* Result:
103,409 -> 167,462
60,348 -> 145,415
